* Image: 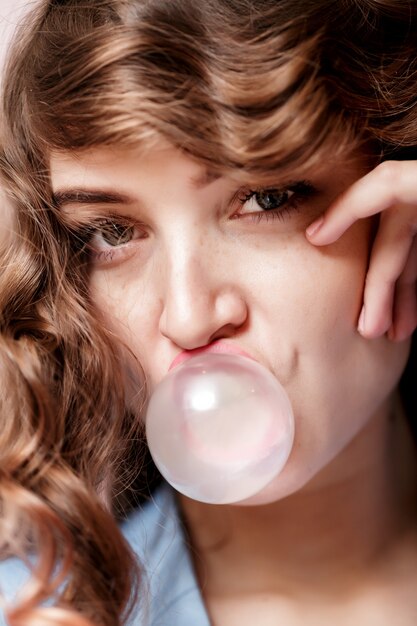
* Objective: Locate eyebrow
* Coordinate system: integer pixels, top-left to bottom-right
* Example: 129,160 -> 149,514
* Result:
52,168 -> 222,210
190,169 -> 222,188
51,189 -> 134,210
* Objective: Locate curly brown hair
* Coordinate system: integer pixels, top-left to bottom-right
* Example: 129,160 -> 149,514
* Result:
0,0 -> 416,624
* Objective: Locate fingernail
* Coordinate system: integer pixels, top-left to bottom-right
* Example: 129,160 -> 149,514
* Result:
358,306 -> 366,334
306,216 -> 324,238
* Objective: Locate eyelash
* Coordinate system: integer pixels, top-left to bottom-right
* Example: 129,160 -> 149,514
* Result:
71,180 -> 316,263
236,180 -> 315,224
71,219 -> 134,263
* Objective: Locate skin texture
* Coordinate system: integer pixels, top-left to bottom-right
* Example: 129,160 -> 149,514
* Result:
307,160 -> 417,343
50,144 -> 417,623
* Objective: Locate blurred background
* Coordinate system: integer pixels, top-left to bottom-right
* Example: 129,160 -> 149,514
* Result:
0,0 -> 34,82
0,0 -> 33,241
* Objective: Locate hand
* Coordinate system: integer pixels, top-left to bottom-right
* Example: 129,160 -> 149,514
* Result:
305,161 -> 417,342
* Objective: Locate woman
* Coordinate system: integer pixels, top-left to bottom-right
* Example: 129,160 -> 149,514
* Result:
0,0 -> 416,624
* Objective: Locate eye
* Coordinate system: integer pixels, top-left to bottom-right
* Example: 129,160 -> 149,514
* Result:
243,189 -> 295,212
235,181 -> 316,223
96,221 -> 136,246
71,217 -> 145,264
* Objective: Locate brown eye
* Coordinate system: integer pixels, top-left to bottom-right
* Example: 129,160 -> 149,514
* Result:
100,221 -> 135,246
254,189 -> 294,211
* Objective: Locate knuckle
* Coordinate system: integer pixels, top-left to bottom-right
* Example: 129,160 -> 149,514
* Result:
375,160 -> 402,187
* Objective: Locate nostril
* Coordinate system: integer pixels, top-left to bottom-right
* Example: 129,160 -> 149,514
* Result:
209,323 -> 242,344
159,283 -> 248,352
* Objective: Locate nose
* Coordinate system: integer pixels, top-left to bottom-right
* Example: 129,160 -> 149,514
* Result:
158,242 -> 248,350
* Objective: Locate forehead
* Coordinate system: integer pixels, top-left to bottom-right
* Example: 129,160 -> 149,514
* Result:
50,143 -> 218,185
49,140 -> 375,205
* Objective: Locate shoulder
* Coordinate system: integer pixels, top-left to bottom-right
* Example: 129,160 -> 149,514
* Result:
121,481 -> 210,626
0,483 -> 210,626
122,480 -> 179,555
0,557 -> 31,625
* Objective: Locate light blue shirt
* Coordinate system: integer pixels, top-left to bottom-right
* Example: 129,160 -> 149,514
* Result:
0,481 -> 211,625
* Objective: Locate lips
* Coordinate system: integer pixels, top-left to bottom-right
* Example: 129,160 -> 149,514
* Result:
168,341 -> 256,372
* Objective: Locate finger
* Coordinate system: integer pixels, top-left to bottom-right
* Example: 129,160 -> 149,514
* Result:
388,238 -> 417,342
306,160 -> 417,245
357,209 -> 415,338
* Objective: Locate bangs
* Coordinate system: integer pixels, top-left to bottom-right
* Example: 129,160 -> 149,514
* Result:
23,1 -> 361,185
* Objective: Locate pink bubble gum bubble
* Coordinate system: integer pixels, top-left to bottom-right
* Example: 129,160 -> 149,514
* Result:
145,353 -> 295,504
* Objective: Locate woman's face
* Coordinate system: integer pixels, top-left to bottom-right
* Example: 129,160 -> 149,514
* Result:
50,143 -> 410,505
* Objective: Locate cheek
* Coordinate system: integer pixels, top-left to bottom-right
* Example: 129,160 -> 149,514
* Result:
89,265 -> 154,343
90,279 -> 132,338
282,217 -> 373,399
89,263 -> 172,406
88,275 -> 151,397
247,217 -> 410,504
284,219 -> 373,434
290,219 -> 372,344
254,217 -> 373,383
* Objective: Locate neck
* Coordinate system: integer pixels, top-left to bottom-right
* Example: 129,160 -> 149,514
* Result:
177,390 -> 417,598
